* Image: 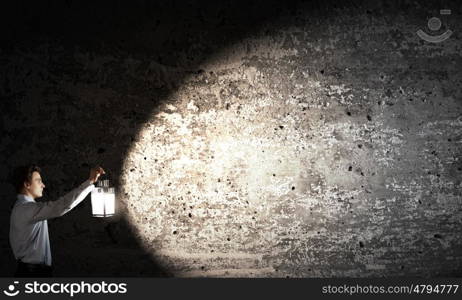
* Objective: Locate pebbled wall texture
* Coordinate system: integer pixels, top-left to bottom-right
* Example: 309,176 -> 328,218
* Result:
1,0 -> 461,277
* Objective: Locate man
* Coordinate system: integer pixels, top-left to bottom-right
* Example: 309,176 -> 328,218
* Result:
9,164 -> 105,277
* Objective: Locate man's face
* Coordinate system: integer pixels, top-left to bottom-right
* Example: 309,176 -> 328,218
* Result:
24,171 -> 45,199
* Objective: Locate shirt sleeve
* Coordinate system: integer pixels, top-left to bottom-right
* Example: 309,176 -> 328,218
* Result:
24,180 -> 95,223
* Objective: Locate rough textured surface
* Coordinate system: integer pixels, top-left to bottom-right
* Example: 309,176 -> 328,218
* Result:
0,1 -> 461,277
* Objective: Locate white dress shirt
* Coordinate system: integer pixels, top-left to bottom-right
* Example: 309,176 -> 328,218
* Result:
9,180 -> 95,266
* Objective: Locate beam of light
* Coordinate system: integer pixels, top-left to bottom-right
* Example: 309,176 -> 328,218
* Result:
118,22 -> 461,277
119,54 -> 323,277
118,34 -> 360,275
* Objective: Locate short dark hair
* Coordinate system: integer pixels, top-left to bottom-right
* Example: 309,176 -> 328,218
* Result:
10,165 -> 41,194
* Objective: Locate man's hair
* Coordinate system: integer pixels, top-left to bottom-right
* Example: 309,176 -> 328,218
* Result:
10,164 -> 41,194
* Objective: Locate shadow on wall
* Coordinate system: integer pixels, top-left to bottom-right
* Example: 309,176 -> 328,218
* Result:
0,0 -> 306,276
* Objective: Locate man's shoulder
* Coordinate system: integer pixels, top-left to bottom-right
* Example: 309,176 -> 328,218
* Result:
13,199 -> 38,210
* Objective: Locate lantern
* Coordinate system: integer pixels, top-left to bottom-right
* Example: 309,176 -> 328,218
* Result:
91,179 -> 115,217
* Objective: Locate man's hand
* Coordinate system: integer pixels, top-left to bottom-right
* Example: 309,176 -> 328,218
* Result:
89,166 -> 105,184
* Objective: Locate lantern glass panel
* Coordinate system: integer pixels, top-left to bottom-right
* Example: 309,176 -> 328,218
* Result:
91,180 -> 115,217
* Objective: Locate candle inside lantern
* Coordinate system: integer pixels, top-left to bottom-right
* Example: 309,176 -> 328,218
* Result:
91,179 -> 115,217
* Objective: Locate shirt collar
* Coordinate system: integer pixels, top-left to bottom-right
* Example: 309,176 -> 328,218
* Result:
17,194 -> 35,203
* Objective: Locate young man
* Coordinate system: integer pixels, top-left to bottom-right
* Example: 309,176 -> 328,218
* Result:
9,165 -> 105,277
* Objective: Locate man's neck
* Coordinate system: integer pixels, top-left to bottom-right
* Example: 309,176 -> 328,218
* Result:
19,191 -> 35,199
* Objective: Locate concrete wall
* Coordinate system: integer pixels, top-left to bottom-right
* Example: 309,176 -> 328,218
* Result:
1,0 -> 461,277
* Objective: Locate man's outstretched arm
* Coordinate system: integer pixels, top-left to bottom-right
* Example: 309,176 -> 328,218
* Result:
25,166 -> 105,223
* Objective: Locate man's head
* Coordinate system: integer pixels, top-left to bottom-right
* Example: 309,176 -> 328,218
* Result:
10,165 -> 46,199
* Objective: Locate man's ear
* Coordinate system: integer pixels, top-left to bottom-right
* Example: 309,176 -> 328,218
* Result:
23,181 -> 31,190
